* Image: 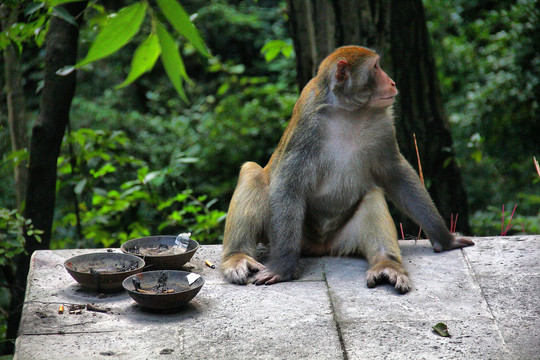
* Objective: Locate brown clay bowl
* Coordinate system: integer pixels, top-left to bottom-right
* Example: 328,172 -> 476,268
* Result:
122,270 -> 204,310
64,252 -> 145,292
120,236 -> 199,270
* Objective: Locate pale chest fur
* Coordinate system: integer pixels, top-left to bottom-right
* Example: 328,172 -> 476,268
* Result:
316,111 -> 377,197
306,110 -> 382,233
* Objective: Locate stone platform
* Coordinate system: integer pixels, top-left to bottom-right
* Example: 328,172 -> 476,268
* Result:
14,236 -> 540,359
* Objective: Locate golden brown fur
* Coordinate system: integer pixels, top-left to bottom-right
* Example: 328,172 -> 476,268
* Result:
221,46 -> 473,293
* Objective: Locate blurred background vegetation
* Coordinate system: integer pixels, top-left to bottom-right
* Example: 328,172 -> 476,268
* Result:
0,0 -> 538,351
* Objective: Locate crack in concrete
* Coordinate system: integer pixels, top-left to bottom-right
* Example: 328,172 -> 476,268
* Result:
323,261 -> 348,360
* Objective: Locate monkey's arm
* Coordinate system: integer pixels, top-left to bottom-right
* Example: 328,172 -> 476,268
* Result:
252,156 -> 310,285
381,156 -> 474,252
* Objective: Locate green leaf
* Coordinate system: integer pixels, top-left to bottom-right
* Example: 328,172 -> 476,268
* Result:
76,2 -> 147,67
46,0 -> 88,6
261,40 -> 293,62
432,322 -> 451,337
51,6 -> 77,26
155,0 -> 209,58
471,150 -> 483,163
116,33 -> 161,89
25,2 -> 46,17
143,170 -> 161,184
74,178 -> 87,195
155,21 -> 189,103
90,163 -> 117,178
178,157 -> 199,163
56,66 -> 75,76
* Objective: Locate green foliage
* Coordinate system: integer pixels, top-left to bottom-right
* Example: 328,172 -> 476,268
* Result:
1,1 -> 210,101
0,4 -> 48,51
155,0 -> 210,58
155,20 -> 190,102
76,2 -> 148,67
0,209 -> 42,267
54,128 -> 226,249
72,0 -> 210,100
261,39 -> 293,62
116,33 -> 160,89
425,0 -> 539,234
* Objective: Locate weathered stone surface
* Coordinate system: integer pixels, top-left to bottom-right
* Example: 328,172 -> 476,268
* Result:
14,236 -> 540,359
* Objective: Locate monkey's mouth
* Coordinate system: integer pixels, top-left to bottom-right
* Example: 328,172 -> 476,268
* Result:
380,96 -> 394,100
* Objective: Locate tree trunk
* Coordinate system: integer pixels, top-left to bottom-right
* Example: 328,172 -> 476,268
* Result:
1,4 -> 28,211
5,2 -> 87,354
389,0 -> 470,234
286,0 -> 471,234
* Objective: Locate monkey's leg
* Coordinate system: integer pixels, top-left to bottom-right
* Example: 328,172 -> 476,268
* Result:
332,188 -> 412,294
221,162 -> 268,284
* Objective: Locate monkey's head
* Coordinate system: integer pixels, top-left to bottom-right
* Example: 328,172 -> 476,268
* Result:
318,46 -> 398,110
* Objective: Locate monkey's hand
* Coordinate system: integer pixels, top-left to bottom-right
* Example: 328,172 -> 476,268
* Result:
252,268 -> 293,286
432,235 -> 474,253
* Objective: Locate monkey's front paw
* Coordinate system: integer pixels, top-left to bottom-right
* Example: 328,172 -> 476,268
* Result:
433,236 -> 475,253
252,269 -> 291,286
366,260 -> 412,294
221,254 -> 265,285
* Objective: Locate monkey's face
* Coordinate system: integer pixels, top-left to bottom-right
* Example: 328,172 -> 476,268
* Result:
323,47 -> 398,110
366,56 -> 398,108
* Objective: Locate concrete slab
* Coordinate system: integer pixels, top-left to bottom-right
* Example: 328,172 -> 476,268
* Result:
339,319 -> 509,360
463,236 -> 540,359
13,236 -> 540,359
325,240 -> 491,321
463,236 -> 540,276
17,248 -> 340,360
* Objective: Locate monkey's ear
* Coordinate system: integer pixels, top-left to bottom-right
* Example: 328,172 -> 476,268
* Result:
336,60 -> 349,82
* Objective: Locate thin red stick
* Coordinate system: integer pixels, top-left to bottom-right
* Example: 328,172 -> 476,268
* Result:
413,133 -> 425,186
534,156 -> 540,178
503,204 -> 517,235
453,213 -> 459,233
450,214 -> 454,233
400,223 -> 405,240
413,134 -> 424,239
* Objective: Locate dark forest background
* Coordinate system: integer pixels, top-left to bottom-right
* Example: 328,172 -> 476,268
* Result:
0,0 -> 538,354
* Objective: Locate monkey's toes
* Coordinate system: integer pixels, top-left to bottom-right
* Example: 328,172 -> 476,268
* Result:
366,266 -> 411,294
221,255 -> 265,285
222,266 -> 250,285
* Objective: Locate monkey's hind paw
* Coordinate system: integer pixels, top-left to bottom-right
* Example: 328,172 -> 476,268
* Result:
221,254 -> 265,285
366,260 -> 412,294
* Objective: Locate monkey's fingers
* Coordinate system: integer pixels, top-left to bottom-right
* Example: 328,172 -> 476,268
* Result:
433,236 -> 475,253
252,270 -> 283,286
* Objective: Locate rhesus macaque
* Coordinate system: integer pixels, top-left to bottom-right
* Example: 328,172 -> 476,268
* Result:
221,46 -> 473,293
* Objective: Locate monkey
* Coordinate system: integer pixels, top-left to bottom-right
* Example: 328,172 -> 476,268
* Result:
221,45 -> 474,294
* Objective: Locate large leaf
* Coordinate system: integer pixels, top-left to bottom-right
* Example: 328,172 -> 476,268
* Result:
76,2 -> 146,67
116,33 -> 161,89
46,0 -> 88,6
155,0 -> 209,58
155,21 -> 188,102
51,6 -> 77,26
